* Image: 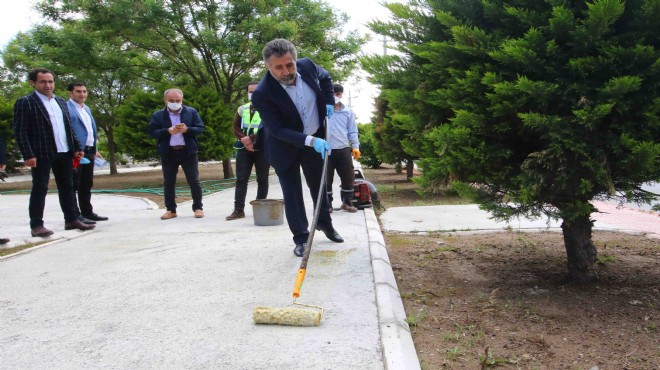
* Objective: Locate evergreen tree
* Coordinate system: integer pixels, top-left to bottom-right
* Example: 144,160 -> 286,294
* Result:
368,0 -> 660,282
2,23 -> 158,174
37,0 -> 365,178
356,123 -> 382,169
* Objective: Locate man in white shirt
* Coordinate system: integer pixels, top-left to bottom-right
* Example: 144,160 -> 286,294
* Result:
67,82 -> 108,223
13,68 -> 94,237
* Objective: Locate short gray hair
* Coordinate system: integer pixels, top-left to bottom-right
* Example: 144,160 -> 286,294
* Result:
262,39 -> 297,62
163,88 -> 184,98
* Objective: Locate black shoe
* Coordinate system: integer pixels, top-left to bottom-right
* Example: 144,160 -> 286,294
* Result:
83,213 -> 108,221
316,224 -> 344,243
294,243 -> 306,257
78,215 -> 96,225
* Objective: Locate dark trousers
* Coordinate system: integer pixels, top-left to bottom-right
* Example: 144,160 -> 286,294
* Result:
234,148 -> 270,211
29,152 -> 79,228
326,147 -> 355,205
275,146 -> 332,245
161,149 -> 203,212
73,146 -> 96,216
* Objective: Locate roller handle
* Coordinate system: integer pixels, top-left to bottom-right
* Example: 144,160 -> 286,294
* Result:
292,268 -> 307,298
294,118 -> 329,299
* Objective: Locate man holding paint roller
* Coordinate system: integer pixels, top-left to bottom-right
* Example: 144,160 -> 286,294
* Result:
251,38 -> 343,257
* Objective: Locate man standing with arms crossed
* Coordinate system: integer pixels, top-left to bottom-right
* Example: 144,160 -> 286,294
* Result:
13,68 -> 95,237
67,82 -> 109,223
251,38 -> 343,257
226,82 -> 270,221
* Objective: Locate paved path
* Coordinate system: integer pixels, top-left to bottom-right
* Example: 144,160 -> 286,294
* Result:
0,177 -> 418,369
381,201 -> 659,239
1,168 -> 657,368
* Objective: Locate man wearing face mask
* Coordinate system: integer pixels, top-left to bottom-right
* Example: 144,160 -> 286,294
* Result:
326,83 -> 360,213
147,88 -> 205,220
226,82 -> 271,221
251,38 -> 343,257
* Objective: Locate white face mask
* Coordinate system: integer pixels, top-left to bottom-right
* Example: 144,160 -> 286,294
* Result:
167,102 -> 182,111
334,96 -> 341,104
247,93 -> 253,101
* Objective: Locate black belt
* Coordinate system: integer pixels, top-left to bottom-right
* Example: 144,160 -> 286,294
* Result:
170,145 -> 186,150
85,146 -> 95,150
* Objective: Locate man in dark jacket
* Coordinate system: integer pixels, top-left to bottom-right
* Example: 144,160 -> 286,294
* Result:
13,68 -> 94,237
251,39 -> 343,257
147,88 -> 205,220
0,134 -> 9,244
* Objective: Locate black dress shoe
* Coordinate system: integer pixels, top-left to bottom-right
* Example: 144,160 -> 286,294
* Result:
294,243 -> 306,257
316,224 -> 344,243
65,220 -> 96,231
83,213 -> 109,221
78,215 -> 96,225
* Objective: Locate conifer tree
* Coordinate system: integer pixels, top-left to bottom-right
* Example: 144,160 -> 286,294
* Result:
368,0 -> 659,282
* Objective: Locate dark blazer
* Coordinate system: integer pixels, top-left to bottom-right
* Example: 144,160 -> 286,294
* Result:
147,105 -> 204,160
251,58 -> 334,171
0,135 -> 6,164
13,92 -> 81,161
67,100 -> 98,155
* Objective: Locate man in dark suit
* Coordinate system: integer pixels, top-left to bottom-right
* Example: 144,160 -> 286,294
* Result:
13,68 -> 95,237
67,81 -> 108,223
251,38 -> 344,257
0,134 -> 10,244
147,88 -> 205,220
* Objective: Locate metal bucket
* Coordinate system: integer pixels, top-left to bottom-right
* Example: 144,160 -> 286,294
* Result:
249,199 -> 284,226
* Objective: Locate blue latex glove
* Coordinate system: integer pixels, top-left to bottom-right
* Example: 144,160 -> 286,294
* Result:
80,157 -> 91,165
326,104 -> 334,118
312,138 -> 329,159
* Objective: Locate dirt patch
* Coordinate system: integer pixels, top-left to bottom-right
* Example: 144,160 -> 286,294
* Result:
364,166 -> 659,369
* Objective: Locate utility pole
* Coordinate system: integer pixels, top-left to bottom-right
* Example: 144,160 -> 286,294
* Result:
380,35 -> 389,55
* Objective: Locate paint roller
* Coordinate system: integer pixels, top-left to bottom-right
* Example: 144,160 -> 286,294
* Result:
253,127 -> 331,326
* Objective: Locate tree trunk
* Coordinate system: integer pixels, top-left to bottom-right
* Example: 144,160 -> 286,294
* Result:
222,157 -> 234,179
105,129 -> 118,175
561,215 -> 599,282
394,161 -> 402,174
406,160 -> 414,181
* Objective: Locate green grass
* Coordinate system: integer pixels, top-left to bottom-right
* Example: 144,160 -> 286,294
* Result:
0,241 -> 49,257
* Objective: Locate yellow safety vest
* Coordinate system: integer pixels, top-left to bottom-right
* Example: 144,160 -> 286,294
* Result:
240,103 -> 261,135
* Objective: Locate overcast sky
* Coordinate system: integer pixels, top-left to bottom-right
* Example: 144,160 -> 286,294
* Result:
0,0 -> 402,121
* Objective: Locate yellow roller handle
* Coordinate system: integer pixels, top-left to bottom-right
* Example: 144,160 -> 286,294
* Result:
292,268 -> 307,298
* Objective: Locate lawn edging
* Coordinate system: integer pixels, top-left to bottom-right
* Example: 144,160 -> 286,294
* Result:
364,207 -> 421,370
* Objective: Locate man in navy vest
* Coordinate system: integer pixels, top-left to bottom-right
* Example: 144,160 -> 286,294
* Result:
251,39 -> 344,257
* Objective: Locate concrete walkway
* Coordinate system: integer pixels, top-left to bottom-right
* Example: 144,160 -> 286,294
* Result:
1,168 -> 657,368
380,201 -> 659,239
0,177 -> 417,369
